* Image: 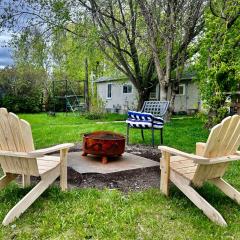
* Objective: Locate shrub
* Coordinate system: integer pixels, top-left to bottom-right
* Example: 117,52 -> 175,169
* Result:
1,93 -> 42,113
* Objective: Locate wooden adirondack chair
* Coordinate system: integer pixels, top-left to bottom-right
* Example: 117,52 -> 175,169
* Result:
0,108 -> 74,225
159,115 -> 240,226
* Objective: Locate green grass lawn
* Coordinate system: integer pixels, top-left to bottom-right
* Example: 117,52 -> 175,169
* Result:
1,113 -> 240,239
18,112 -> 208,153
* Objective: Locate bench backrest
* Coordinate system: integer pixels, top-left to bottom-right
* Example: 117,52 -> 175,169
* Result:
192,115 -> 240,186
0,108 -> 39,176
141,101 -> 169,117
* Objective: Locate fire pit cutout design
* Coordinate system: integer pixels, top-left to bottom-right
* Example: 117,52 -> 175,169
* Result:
82,131 -> 125,164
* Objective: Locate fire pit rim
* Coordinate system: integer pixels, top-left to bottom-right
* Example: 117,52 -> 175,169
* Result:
83,131 -> 125,141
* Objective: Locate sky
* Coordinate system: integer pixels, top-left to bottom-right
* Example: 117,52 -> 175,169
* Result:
0,31 -> 14,68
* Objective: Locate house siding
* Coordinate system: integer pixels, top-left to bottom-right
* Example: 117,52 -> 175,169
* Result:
174,81 -> 201,113
96,80 -> 138,113
96,78 -> 201,114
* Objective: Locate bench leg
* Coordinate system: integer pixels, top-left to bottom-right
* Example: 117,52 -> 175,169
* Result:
141,128 -> 144,141
152,127 -> 154,147
160,128 -> 163,145
126,124 -> 129,145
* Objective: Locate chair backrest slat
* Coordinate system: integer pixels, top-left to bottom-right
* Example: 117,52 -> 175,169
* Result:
230,134 -> 240,154
203,115 -> 240,157
9,113 -> 26,152
0,108 -> 18,151
0,108 -> 18,173
20,119 -> 35,151
218,115 -> 240,156
0,108 -> 39,176
192,115 -> 240,186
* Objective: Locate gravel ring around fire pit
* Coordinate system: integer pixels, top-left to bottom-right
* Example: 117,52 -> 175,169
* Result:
66,143 -> 161,192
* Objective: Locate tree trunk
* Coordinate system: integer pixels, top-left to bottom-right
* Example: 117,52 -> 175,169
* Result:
160,83 -> 168,101
84,58 -> 90,111
137,89 -> 151,110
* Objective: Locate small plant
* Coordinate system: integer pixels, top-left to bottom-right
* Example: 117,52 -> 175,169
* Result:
84,111 -> 105,120
84,97 -> 106,120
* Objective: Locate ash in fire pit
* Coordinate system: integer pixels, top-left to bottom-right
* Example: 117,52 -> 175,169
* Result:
82,131 -> 125,164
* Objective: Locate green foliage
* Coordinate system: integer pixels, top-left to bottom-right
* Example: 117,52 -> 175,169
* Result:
196,2 -> 240,127
50,23 -> 115,82
84,111 -> 105,120
1,94 -> 41,113
0,28 -> 50,113
0,67 -> 44,113
0,0 -> 158,108
84,97 -> 106,120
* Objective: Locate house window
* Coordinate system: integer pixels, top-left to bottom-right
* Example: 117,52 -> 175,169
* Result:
123,84 -> 132,94
176,84 -> 185,95
149,92 -> 157,100
107,84 -> 112,99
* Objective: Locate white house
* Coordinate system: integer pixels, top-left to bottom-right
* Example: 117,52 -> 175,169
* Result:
95,76 -> 201,114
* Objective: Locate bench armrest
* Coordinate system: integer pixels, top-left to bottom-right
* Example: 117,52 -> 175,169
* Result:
29,143 -> 74,157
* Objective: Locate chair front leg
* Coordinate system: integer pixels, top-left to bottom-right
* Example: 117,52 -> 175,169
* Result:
22,175 -> 31,188
60,148 -> 69,191
160,151 -> 170,196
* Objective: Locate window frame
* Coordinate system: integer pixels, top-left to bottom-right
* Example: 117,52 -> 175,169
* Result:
149,91 -> 157,100
123,84 -> 132,94
176,84 -> 186,96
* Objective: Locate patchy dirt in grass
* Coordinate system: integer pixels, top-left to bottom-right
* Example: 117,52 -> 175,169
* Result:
67,166 -> 160,192
66,144 -> 161,192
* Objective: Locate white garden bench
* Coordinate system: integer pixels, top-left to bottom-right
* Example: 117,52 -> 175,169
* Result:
126,101 -> 169,146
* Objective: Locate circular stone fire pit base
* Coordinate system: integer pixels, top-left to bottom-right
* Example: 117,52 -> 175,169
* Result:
82,131 -> 125,164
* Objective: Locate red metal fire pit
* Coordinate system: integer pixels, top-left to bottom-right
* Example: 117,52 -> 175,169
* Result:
82,131 -> 125,164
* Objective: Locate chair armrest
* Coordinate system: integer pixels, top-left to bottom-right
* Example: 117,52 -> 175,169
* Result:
0,150 -> 35,158
236,151 -> 240,156
158,146 -> 208,161
158,146 -> 240,165
194,155 -> 240,164
29,143 -> 74,157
